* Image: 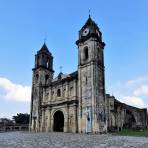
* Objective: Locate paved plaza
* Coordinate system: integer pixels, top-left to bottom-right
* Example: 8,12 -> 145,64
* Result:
0,132 -> 148,148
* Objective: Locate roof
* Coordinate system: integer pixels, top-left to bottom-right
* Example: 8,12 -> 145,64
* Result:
114,98 -> 147,111
81,16 -> 99,31
51,71 -> 78,84
37,43 -> 51,55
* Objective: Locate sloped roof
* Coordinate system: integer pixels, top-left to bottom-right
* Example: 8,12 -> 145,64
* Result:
37,43 -> 52,55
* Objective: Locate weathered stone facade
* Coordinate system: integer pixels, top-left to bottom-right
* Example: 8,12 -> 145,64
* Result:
106,94 -> 147,131
29,16 -> 147,133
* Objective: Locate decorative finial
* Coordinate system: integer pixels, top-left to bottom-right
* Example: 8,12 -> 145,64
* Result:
44,37 -> 47,43
59,66 -> 63,73
89,9 -> 91,18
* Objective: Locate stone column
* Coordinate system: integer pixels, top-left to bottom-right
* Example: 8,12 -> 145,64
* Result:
47,107 -> 52,132
73,105 -> 78,133
41,108 -> 45,132
49,88 -> 51,102
51,112 -> 54,132
64,107 -> 69,132
78,69 -> 82,133
74,80 -> 76,97
19,126 -> 21,131
66,82 -> 69,100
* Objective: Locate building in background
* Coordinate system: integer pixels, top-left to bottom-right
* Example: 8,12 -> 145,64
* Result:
106,94 -> 147,131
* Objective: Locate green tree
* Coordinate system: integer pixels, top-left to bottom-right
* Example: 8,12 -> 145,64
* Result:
12,113 -> 30,124
0,118 -> 13,126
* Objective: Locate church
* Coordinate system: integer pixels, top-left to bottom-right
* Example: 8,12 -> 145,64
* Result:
29,16 -> 147,133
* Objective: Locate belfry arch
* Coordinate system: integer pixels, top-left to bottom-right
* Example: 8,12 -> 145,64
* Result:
53,110 -> 64,132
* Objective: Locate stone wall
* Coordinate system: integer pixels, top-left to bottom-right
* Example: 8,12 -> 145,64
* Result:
106,94 -> 148,131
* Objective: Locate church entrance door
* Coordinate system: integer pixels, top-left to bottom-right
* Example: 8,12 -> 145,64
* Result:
53,111 -> 64,132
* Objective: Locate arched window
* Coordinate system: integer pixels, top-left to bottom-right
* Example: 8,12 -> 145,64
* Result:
46,59 -> 50,68
51,91 -> 54,99
35,74 -> 39,81
70,87 -> 73,96
57,89 -> 61,97
42,55 -> 45,65
84,46 -> 89,60
37,56 -> 40,66
63,89 -> 66,97
86,76 -> 87,85
45,75 -> 49,83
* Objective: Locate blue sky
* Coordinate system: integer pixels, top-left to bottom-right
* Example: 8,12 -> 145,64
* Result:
0,0 -> 148,118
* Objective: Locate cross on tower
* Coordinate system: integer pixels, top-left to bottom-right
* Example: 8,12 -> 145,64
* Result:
89,9 -> 91,17
44,37 -> 47,43
59,66 -> 63,73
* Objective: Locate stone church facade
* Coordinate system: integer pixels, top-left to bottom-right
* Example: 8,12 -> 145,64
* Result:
30,16 -> 147,133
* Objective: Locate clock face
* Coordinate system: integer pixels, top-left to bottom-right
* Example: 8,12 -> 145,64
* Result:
82,28 -> 89,36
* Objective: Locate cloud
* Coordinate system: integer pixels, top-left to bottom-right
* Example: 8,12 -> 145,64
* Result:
107,76 -> 148,109
0,77 -> 31,102
119,96 -> 146,108
126,77 -> 148,86
133,85 -> 148,96
0,112 -> 15,119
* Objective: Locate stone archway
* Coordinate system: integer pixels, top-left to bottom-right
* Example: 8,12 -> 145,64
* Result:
123,110 -> 136,128
53,110 -> 64,132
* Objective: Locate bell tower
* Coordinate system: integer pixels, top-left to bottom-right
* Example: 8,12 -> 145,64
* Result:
34,43 -> 54,85
30,43 -> 54,132
76,16 -> 107,133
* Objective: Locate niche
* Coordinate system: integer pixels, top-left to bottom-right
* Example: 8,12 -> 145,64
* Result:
57,89 -> 61,97
70,87 -> 73,96
35,74 -> 39,82
45,75 -> 49,83
83,46 -> 89,60
37,56 -> 40,66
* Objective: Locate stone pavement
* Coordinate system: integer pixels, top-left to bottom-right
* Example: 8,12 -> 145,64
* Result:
0,132 -> 148,148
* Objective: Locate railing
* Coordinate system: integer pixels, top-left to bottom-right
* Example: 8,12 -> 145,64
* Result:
0,124 -> 29,132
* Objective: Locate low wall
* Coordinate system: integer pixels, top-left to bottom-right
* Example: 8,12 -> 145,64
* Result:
0,124 -> 29,132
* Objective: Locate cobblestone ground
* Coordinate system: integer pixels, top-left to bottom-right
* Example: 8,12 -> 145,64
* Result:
0,132 -> 148,148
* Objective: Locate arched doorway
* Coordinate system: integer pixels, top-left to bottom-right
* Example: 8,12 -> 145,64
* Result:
53,110 -> 64,132
123,110 -> 136,128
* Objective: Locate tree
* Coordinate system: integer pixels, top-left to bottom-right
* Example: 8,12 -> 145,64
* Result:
13,113 -> 30,124
0,118 -> 13,126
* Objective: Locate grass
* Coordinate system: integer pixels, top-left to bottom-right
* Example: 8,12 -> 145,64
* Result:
117,128 -> 148,137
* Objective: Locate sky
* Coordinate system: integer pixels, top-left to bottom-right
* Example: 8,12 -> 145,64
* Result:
0,0 -> 148,118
